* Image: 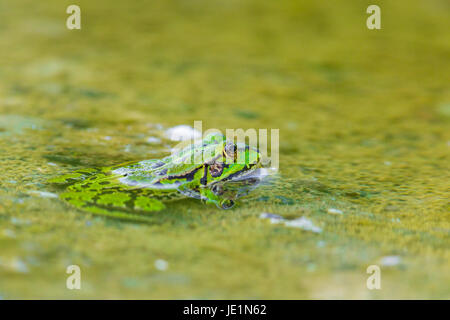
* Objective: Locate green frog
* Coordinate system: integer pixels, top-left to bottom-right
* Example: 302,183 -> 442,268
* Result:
49,133 -> 263,222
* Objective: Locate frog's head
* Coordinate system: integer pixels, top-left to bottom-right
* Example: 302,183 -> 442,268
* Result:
197,134 -> 262,184
201,139 -> 262,209
208,141 -> 261,182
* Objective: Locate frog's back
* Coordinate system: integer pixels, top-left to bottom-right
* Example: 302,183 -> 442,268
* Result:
49,159 -> 183,222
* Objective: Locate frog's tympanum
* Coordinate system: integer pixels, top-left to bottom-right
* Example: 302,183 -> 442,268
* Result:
49,133 -> 263,221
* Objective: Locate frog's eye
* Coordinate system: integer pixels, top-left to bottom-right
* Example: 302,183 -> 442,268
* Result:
223,142 -> 237,160
209,162 -> 224,178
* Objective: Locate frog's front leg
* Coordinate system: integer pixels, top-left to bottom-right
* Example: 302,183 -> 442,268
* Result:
199,185 -> 235,209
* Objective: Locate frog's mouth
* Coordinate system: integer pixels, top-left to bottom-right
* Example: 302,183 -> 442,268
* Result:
209,165 -> 272,201
222,163 -> 266,182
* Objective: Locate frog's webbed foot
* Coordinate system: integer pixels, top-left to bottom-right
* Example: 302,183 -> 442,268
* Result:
199,185 -> 236,210
204,196 -> 235,210
218,199 -> 235,210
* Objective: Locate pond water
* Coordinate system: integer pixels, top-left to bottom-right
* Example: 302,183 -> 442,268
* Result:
0,0 -> 448,298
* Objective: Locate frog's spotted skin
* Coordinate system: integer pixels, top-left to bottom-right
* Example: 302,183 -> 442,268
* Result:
49,133 -> 263,222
